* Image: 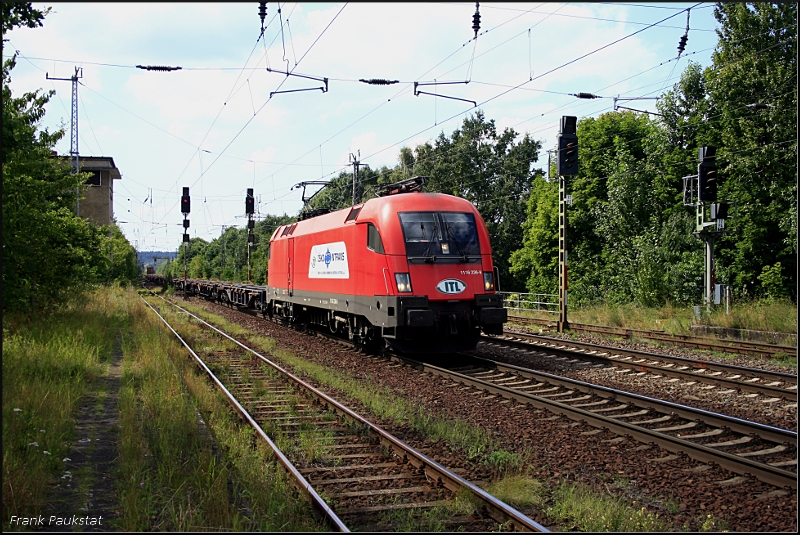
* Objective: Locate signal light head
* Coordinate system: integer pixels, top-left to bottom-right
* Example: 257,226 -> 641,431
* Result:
556,134 -> 579,176
245,188 -> 255,214
181,187 -> 191,214
560,115 -> 577,135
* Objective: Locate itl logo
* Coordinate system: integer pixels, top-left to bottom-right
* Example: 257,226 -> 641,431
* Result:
436,279 -> 466,294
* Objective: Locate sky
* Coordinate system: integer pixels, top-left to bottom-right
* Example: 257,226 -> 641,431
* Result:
5,2 -> 723,252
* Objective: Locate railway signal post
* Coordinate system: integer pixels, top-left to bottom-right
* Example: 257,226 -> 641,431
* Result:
556,116 -> 578,333
246,188 -> 255,283
181,187 -> 191,296
684,146 -> 730,313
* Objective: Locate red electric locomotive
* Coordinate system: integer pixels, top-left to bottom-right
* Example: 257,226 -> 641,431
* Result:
265,177 -> 507,352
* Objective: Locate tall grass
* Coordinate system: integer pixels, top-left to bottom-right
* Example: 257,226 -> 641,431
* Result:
174,302 -> 501,463
266,345 -> 500,461
545,481 -> 669,532
549,299 -> 797,335
133,294 -> 323,531
2,286 -> 129,524
3,286 -> 323,531
708,297 -> 797,333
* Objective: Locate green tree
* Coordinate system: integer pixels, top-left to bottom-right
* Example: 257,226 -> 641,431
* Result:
564,111 -> 662,305
509,175 -> 558,295
250,213 -> 295,283
104,223 -> 141,284
705,2 -> 797,299
3,4 -> 142,310
511,106 -> 705,307
413,110 -> 542,291
3,6 -> 103,310
1,3 -> 47,36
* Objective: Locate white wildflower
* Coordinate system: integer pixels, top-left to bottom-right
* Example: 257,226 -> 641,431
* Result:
43,451 -> 51,455
13,408 -> 22,412
28,442 -> 39,447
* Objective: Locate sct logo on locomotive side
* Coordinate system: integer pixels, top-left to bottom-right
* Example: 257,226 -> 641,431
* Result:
175,177 -> 507,353
309,242 -> 349,278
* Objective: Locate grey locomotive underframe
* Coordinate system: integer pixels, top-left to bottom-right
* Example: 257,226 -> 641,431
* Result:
175,279 -> 506,351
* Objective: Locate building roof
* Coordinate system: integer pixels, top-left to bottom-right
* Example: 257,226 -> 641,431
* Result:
78,156 -> 122,180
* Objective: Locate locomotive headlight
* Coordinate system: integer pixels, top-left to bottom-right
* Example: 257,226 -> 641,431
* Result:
483,271 -> 495,291
395,273 -> 413,293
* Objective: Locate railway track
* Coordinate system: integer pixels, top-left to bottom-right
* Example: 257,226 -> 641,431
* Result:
390,352 -> 797,490
508,315 -> 798,359
184,292 -> 797,490
482,332 -> 798,403
140,291 -> 548,532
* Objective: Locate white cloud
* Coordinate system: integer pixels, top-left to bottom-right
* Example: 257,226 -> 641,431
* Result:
242,146 -> 278,172
6,2 -> 721,250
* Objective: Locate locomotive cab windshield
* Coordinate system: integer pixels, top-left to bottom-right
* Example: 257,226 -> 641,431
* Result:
399,211 -> 481,263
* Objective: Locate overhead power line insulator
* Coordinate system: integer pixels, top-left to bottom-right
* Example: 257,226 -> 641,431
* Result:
136,65 -> 182,72
677,34 -> 688,56
677,8 -> 690,58
258,2 -> 267,32
472,2 -> 481,38
359,78 -> 400,85
573,92 -> 600,99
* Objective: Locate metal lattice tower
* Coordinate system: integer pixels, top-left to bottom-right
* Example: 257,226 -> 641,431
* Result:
47,67 -> 83,214
70,68 -> 80,175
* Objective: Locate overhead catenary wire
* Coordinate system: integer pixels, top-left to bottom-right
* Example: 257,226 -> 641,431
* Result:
252,2 -> 638,198
149,3 -> 347,237
355,4 -> 703,172
18,5 -> 789,249
78,84 -> 104,155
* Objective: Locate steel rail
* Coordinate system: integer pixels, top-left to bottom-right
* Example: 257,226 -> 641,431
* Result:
390,353 -> 797,489
151,293 -> 549,532
483,333 -> 798,402
139,294 -> 350,532
507,315 -> 797,358
149,284 -> 796,491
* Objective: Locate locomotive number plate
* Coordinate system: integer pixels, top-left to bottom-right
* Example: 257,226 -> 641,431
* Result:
436,279 -> 466,294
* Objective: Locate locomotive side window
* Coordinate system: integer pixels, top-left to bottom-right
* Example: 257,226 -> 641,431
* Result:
367,223 -> 385,254
399,212 -> 480,262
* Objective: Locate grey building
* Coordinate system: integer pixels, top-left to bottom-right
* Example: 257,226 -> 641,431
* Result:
77,156 -> 122,226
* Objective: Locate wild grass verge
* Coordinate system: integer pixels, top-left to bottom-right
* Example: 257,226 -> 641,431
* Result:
2,286 -> 130,526
122,291 -> 323,531
515,299 -> 797,337
480,473 -> 681,532
175,301 -> 500,460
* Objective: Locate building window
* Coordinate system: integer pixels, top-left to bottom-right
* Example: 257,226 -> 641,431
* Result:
85,170 -> 106,187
